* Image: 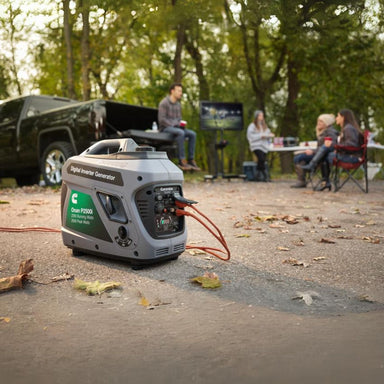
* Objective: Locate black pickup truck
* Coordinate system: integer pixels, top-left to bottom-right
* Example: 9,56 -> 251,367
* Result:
0,95 -> 177,186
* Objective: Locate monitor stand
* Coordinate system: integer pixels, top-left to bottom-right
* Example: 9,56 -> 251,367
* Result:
204,129 -> 246,182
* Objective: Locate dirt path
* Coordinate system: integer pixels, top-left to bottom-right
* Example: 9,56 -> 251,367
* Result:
1,180 -> 383,383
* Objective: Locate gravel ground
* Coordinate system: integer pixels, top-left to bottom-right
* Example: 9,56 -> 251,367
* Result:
0,179 -> 383,384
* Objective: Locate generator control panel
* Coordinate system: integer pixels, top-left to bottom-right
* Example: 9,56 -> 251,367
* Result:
135,185 -> 184,238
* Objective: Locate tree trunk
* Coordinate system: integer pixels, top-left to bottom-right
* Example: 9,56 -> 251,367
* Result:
62,0 -> 76,99
185,36 -> 216,173
80,0 -> 91,101
173,23 -> 185,83
280,55 -> 300,173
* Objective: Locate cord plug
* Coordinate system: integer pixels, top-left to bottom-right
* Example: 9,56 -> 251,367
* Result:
173,192 -> 198,208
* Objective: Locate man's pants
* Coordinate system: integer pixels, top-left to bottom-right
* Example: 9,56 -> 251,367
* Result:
162,126 -> 196,161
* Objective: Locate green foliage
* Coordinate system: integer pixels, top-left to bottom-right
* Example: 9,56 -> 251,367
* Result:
0,0 -> 383,173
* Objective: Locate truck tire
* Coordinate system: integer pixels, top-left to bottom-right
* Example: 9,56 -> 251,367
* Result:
15,174 -> 41,187
41,141 -> 75,186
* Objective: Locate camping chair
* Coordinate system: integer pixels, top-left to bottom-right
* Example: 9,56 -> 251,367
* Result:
333,130 -> 369,193
307,163 -> 326,191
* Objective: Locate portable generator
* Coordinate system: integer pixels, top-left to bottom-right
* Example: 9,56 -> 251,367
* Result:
60,138 -> 187,267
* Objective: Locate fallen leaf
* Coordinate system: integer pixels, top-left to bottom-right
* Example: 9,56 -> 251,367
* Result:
362,237 -> 380,244
320,238 -> 336,244
0,317 -> 11,323
73,279 -> 121,295
191,272 -> 221,289
17,259 -> 34,275
254,215 -> 278,222
139,296 -> 150,307
357,295 -> 374,303
188,249 -> 207,255
0,200 -> 10,204
28,200 -> 46,206
0,259 -> 34,293
277,246 -> 290,251
255,228 -> 266,233
292,291 -> 320,305
51,273 -> 74,282
235,234 -> 250,238
269,223 -> 285,228
150,298 -> 171,307
313,256 -> 327,261
283,258 -> 309,267
282,215 -> 299,224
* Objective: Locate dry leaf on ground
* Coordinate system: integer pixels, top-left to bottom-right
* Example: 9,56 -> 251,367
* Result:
73,278 -> 121,295
269,223 -> 285,229
281,215 -> 299,224
283,258 -> 309,268
191,272 -> 221,289
313,256 -> 327,261
362,237 -> 380,244
292,291 -> 320,305
188,250 -> 207,255
0,259 -> 34,293
138,296 -> 150,307
51,273 -> 74,282
320,238 -> 336,244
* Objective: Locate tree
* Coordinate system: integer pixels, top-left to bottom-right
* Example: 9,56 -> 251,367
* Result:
79,0 -> 91,100
0,3 -> 31,96
62,0 -> 77,99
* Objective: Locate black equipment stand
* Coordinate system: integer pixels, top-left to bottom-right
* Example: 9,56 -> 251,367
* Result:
204,129 -> 246,182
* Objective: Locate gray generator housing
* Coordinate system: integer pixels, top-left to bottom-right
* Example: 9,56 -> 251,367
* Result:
61,139 -> 187,267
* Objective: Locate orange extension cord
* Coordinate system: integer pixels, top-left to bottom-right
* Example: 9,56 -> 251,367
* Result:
175,199 -> 230,262
0,200 -> 230,262
0,226 -> 61,233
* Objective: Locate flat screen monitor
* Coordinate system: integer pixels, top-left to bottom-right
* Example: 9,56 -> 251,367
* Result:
199,101 -> 243,131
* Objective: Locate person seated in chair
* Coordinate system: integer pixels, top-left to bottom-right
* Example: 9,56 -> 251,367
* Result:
328,109 -> 364,164
158,83 -> 201,171
291,114 -> 338,189
246,110 -> 274,182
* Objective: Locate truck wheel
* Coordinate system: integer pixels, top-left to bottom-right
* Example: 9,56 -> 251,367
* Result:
15,174 -> 41,187
41,141 -> 75,186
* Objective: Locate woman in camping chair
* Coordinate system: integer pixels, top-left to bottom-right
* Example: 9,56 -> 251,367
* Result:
329,109 -> 364,164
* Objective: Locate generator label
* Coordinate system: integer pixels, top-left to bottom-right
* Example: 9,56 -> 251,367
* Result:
68,162 -> 123,186
66,190 -> 112,242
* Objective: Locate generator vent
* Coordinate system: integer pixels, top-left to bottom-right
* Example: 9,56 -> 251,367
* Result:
155,247 -> 170,257
173,243 -> 185,253
136,200 -> 149,219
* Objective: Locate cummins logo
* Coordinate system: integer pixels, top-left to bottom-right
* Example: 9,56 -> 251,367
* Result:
71,193 -> 78,204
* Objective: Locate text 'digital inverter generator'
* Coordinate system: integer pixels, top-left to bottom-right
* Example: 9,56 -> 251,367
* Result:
60,138 -> 187,267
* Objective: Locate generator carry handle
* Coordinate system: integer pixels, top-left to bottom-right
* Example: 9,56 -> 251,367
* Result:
81,138 -> 139,156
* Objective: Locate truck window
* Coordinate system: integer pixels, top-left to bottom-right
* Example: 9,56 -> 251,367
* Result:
28,97 -> 78,115
0,99 -> 24,125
